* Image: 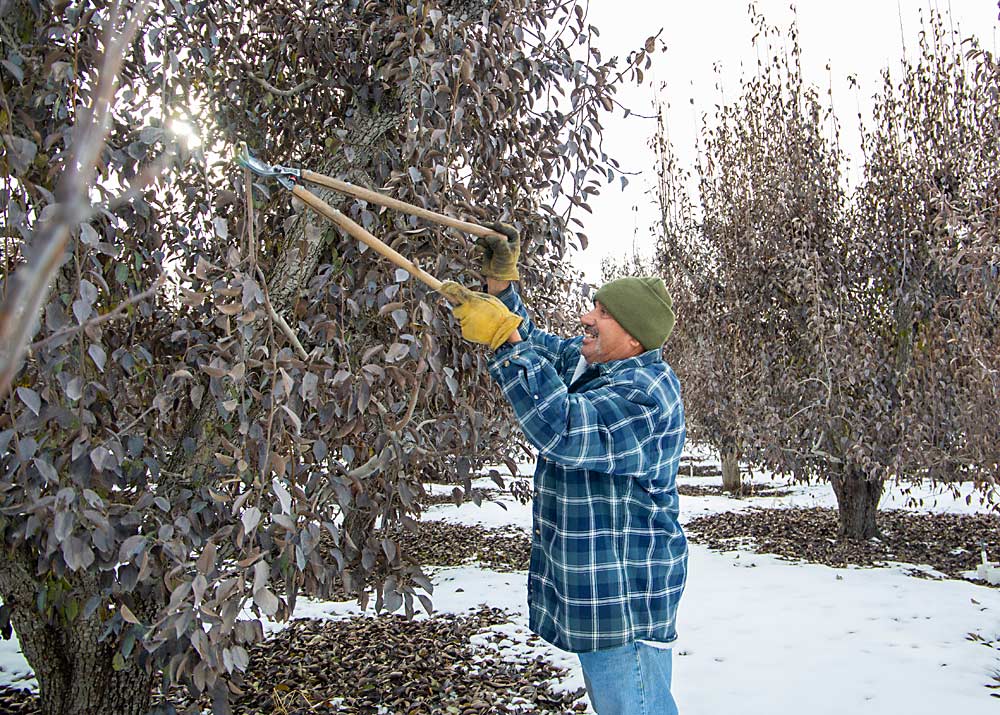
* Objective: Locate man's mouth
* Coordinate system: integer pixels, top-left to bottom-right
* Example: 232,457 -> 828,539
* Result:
583,327 -> 598,341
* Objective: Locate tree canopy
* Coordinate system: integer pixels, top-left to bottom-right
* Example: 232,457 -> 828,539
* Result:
0,1 -> 650,712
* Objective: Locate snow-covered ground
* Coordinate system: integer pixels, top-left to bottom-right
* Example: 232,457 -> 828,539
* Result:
2,451 -> 999,714
0,638 -> 33,692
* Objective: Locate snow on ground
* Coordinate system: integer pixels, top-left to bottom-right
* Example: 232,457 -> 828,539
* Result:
2,448 -> 999,715
676,546 -> 999,714
0,639 -> 34,692
422,465 -> 1000,714
677,464 -> 998,519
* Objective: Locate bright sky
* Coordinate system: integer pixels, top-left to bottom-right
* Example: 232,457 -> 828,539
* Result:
572,1 -> 999,282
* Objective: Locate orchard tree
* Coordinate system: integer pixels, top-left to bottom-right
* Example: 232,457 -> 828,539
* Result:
878,31 -> 1000,496
936,47 -> 1000,497
646,121 -> 752,492
653,9 -> 998,538
0,1 -> 653,713
816,13 -> 1000,530
652,13 -> 850,500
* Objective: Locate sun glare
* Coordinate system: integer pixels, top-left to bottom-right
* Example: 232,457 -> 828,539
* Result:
169,118 -> 202,148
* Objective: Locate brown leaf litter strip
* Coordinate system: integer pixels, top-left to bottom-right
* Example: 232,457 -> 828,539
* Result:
3,607 -> 586,715
169,605 -> 585,715
686,506 -> 1000,584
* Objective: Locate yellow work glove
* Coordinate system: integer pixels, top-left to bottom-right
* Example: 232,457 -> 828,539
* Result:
480,222 -> 521,281
439,281 -> 523,350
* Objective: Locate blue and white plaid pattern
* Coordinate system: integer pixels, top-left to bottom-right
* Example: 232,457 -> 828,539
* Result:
488,286 -> 688,653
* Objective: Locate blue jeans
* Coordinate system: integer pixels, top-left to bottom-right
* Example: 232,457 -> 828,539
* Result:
578,641 -> 678,715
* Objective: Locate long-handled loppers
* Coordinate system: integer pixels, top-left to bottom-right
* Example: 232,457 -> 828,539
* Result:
236,148 -> 505,292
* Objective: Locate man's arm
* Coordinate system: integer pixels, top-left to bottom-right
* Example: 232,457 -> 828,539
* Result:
481,225 -> 573,360
489,283 -> 582,367
486,278 -> 511,296
488,350 -> 681,479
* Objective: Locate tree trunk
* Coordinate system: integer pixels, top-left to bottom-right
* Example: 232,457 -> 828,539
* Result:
0,554 -> 155,715
830,469 -> 884,541
19,617 -> 155,715
721,449 -> 742,494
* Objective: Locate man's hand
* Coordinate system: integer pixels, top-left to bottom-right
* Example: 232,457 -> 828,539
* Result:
439,281 -> 522,349
480,222 -> 521,281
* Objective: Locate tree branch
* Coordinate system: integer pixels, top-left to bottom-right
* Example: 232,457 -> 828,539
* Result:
248,74 -> 317,97
0,0 -> 154,399
30,275 -> 166,352
255,266 -> 309,361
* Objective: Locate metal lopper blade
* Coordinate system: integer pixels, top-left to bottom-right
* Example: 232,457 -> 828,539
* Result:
234,146 -> 300,189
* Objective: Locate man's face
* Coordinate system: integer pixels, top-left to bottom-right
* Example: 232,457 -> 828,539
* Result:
580,301 -> 644,364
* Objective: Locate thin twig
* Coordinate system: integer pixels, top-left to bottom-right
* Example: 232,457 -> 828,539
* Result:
241,158 -> 307,360
385,342 -> 430,433
345,446 -> 394,480
244,150 -> 257,265
248,74 -> 317,97
30,275 -> 166,351
254,266 -> 309,361
112,405 -> 158,439
260,320 -> 278,488
386,380 -> 421,433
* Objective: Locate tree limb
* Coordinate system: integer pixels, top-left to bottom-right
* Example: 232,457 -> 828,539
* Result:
248,74 -> 317,97
0,0 -> 154,399
255,265 -> 309,361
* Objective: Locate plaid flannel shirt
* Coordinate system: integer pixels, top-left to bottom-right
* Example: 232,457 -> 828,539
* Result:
488,286 -> 688,653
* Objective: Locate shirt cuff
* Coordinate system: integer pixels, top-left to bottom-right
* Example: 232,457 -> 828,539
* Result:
495,284 -> 518,308
488,339 -> 532,374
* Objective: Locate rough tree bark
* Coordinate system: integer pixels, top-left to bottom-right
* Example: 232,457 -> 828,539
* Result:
0,550 -> 156,715
830,468 -> 884,541
721,448 -> 742,495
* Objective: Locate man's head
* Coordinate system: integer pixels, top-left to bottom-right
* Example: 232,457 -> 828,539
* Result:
581,277 -> 675,364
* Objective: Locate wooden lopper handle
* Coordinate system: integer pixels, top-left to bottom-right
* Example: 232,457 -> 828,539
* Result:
292,185 -> 443,291
300,169 -> 504,241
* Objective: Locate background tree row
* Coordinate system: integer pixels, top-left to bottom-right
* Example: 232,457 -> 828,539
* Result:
611,9 -> 999,540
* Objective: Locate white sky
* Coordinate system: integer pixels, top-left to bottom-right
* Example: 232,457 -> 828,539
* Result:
572,1 -> 999,282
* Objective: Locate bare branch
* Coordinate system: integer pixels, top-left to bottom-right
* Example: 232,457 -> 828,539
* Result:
30,275 -> 166,352
0,0 -> 155,399
0,214 -> 75,398
248,73 -> 318,97
255,266 -> 309,361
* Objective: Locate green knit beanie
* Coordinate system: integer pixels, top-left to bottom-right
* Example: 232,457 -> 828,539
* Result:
593,276 -> 676,351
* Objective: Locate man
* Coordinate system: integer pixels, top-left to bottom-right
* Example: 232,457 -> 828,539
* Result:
439,224 -> 688,715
